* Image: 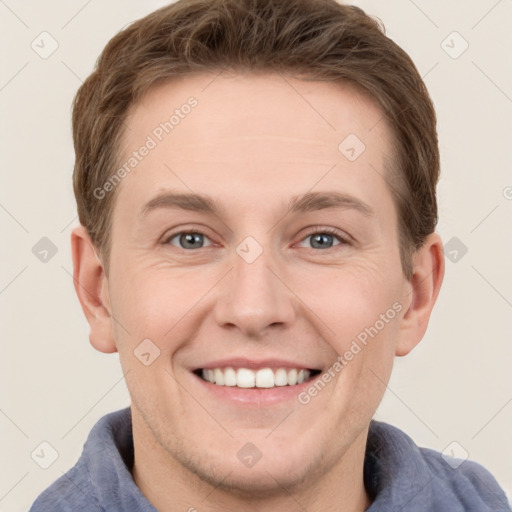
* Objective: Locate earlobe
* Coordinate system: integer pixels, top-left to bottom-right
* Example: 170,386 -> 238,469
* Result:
71,226 -> 117,354
395,232 -> 445,357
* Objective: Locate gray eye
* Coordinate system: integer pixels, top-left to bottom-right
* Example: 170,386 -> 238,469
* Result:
309,233 -> 336,249
168,232 -> 212,249
297,231 -> 343,249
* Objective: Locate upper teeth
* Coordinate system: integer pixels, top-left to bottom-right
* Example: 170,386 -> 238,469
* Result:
201,367 -> 312,388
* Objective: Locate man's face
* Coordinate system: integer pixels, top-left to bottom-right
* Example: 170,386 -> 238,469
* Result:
101,72 -> 412,492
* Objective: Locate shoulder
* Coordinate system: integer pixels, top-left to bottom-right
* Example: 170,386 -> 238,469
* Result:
29,408 -> 133,512
367,421 -> 511,511
420,445 -> 511,511
29,461 -> 101,512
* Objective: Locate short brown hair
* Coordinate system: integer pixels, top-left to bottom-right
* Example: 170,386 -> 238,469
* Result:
72,0 -> 439,279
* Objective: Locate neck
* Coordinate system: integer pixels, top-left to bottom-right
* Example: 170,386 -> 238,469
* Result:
132,410 -> 371,512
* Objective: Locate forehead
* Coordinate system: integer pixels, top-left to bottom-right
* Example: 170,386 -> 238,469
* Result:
126,71 -> 389,149
114,72 -> 395,221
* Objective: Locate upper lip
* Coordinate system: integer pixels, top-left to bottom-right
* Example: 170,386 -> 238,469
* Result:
192,358 -> 323,371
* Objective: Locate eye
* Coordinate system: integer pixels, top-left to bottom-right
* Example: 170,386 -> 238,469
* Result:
165,231 -> 213,250
297,228 -> 348,250
163,228 -> 348,251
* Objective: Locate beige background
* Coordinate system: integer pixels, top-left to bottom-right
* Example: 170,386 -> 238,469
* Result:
1,0 -> 511,510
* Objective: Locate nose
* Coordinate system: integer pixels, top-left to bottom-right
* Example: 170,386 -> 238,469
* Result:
214,241 -> 296,338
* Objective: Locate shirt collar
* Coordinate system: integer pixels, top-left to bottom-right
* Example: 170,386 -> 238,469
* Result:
83,408 -> 505,511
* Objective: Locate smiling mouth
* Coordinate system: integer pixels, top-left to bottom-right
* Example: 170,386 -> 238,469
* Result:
193,367 -> 322,388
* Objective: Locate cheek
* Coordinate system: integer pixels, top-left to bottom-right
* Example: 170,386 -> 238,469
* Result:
298,259 -> 399,334
297,260 -> 403,395
108,265 -> 197,349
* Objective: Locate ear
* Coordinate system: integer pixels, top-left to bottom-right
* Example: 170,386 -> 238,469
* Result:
71,226 -> 117,354
395,232 -> 445,357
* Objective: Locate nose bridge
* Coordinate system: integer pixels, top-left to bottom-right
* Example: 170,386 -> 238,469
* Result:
214,235 -> 295,336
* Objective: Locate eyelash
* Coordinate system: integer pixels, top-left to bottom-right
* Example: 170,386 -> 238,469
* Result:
163,227 -> 349,251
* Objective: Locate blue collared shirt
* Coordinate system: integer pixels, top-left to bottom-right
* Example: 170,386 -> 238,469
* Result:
30,408 -> 510,511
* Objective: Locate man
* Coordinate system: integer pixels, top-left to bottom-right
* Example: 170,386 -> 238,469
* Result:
30,0 -> 510,510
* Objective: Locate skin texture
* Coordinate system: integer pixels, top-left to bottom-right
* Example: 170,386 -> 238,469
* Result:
72,72 -> 444,512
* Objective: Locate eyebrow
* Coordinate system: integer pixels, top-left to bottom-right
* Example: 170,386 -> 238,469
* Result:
139,190 -> 374,219
288,191 -> 374,216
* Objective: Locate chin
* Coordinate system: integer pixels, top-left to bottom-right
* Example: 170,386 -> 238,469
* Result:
184,454 -> 319,499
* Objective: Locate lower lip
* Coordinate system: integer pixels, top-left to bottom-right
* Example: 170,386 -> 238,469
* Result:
191,371 -> 322,406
